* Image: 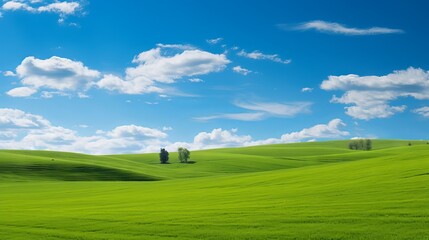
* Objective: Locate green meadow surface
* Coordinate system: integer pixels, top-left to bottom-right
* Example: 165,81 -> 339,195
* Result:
0,140 -> 428,239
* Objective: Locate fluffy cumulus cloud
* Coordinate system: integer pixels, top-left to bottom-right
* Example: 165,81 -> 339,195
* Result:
0,108 -> 169,154
0,108 -> 50,128
284,20 -> 404,35
106,125 -> 167,139
196,101 -> 312,121
0,108 -> 349,154
238,50 -> 291,64
7,56 -> 100,97
96,44 -> 230,94
192,128 -> 252,149
167,118 -> 349,150
321,67 -> 429,120
5,44 -> 229,97
279,118 -> 349,142
1,0 -> 83,23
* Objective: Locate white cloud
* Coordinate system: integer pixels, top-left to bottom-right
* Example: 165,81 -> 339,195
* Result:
189,78 -> 203,83
5,44 -> 228,98
288,20 -> 404,35
155,43 -> 195,50
170,119 -> 349,151
3,70 -> 17,77
206,38 -> 223,45
7,56 -> 100,97
97,74 -> 162,95
195,112 -> 265,121
6,87 -> 37,97
145,101 -> 159,105
37,2 -> 80,15
233,66 -> 252,75
238,50 -> 291,64
40,91 -> 70,98
1,0 -> 83,23
192,128 -> 251,149
106,125 -> 167,139
0,108 -> 50,128
321,67 -> 429,120
129,45 -> 229,83
97,44 -> 230,94
301,87 -> 313,92
2,1 -> 35,12
280,119 -> 349,142
413,106 -> 429,118
0,108 -> 349,154
0,108 -> 169,154
235,101 -> 311,117
162,126 -> 173,131
196,101 -> 311,121
77,92 -> 89,98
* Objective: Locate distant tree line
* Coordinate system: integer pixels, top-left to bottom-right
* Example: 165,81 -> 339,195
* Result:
349,139 -> 372,151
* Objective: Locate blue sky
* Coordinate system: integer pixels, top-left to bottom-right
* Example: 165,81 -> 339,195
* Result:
1,0 -> 428,154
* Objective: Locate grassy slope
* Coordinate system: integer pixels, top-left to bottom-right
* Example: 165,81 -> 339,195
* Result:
0,140 -> 428,239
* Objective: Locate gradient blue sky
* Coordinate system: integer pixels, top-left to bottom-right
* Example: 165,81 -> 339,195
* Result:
1,0 -> 428,154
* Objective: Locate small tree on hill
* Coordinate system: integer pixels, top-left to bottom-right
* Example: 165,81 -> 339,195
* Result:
178,147 -> 190,163
160,148 -> 169,164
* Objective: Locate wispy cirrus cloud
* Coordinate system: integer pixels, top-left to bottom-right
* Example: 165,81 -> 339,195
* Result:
235,101 -> 311,117
281,20 -> 404,35
195,112 -> 265,121
196,101 -> 311,121
206,37 -> 223,45
238,50 -> 291,64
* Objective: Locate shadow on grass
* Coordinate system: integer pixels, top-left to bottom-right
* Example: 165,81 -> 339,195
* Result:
181,161 -> 197,164
0,163 -> 159,181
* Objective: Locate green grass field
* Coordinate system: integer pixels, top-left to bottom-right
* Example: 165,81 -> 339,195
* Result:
1,140 -> 428,239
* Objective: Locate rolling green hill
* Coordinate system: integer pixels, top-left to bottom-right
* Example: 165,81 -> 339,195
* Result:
0,140 -> 428,239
